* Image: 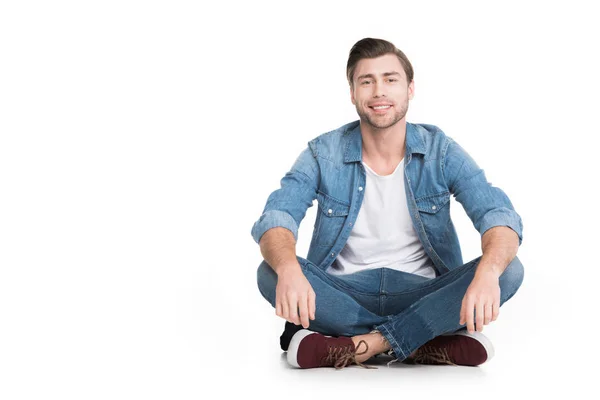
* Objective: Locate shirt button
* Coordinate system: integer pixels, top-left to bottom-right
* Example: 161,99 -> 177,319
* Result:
358,186 -> 363,191
349,222 -> 353,226
331,253 -> 335,257
432,205 -> 437,210
328,209 -> 333,214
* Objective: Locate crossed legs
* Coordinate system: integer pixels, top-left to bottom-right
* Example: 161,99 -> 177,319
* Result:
257,255 -> 524,362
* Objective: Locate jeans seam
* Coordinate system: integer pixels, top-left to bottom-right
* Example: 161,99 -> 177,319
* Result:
303,261 -> 378,296
377,323 -> 407,360
385,256 -> 480,296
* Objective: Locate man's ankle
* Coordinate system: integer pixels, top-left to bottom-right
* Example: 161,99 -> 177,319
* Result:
352,331 -> 391,362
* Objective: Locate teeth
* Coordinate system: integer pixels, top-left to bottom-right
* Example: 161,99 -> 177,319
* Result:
373,105 -> 390,110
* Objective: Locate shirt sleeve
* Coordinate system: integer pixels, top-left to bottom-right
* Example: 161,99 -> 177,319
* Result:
443,137 -> 523,245
251,144 -> 320,244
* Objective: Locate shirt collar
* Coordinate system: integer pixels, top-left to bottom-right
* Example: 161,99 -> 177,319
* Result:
343,120 -> 426,163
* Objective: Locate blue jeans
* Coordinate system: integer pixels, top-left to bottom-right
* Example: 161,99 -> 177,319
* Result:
257,255 -> 524,361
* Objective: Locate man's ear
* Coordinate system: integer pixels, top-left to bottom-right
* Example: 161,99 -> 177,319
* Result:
408,80 -> 415,100
350,86 -> 356,105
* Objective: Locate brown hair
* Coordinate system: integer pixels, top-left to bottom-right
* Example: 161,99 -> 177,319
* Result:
346,38 -> 414,87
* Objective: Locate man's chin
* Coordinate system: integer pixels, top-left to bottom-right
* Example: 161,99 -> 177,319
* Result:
365,116 -> 402,130
356,106 -> 407,130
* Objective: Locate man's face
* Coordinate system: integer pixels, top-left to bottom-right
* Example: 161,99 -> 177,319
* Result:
350,54 -> 414,130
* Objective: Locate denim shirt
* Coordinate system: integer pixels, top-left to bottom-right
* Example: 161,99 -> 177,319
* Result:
251,120 -> 523,276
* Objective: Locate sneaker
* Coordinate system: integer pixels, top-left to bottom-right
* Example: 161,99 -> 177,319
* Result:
405,330 -> 495,366
286,329 -> 376,369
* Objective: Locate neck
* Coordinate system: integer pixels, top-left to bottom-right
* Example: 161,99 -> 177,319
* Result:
360,119 -> 407,163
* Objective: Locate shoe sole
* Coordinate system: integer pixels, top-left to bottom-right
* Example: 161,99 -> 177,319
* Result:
286,329 -> 315,368
444,330 -> 495,362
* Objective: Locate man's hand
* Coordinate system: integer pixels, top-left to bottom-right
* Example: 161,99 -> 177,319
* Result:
460,269 -> 501,334
275,263 -> 316,329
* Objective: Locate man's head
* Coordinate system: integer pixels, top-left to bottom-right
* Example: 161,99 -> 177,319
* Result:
347,38 -> 415,130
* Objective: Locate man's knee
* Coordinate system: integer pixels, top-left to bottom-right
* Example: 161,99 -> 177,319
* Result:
257,260 -> 277,307
256,256 -> 310,307
499,255 -> 524,303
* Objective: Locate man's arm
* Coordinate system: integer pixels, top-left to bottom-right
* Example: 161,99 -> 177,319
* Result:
477,226 -> 520,277
459,225 -> 519,334
252,145 -> 320,328
444,136 -> 523,333
259,225 -> 316,329
251,145 -> 320,245
259,227 -> 299,275
443,136 -> 524,251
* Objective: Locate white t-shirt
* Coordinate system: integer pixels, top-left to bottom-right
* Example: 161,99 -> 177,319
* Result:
326,158 -> 437,279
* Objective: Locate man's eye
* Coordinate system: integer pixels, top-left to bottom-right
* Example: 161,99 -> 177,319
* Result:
388,78 -> 397,82
361,80 -> 371,85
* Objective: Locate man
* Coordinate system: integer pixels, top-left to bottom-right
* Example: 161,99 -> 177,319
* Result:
251,38 -> 524,369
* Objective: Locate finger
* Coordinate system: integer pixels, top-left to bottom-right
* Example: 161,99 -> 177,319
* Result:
476,301 -> 484,332
298,294 -> 310,329
466,298 -> 475,333
281,298 -> 289,320
459,298 -> 466,325
288,295 -> 300,325
308,290 -> 316,320
492,302 -> 500,321
484,303 -> 493,325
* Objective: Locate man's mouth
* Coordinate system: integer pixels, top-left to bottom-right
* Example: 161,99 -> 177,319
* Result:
369,105 -> 392,113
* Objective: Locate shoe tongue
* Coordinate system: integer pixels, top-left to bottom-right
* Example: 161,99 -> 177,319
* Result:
321,336 -> 355,356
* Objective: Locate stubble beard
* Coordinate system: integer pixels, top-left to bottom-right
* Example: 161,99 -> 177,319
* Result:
356,101 -> 409,130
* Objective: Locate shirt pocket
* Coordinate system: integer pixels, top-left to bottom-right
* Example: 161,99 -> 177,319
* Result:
314,191 -> 350,246
415,191 -> 450,215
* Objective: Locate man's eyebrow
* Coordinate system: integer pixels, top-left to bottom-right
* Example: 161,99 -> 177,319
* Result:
356,71 -> 401,81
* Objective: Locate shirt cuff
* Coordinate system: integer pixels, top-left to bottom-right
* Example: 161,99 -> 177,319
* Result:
478,208 -> 523,245
251,210 -> 299,244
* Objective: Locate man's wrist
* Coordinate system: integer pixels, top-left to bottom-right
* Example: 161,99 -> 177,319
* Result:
275,261 -> 302,276
475,261 -> 502,279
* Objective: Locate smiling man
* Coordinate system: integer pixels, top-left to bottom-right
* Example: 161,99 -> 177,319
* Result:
252,38 -> 524,369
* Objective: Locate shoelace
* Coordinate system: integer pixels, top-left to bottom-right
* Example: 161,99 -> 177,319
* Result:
322,340 -> 377,369
412,345 -> 456,366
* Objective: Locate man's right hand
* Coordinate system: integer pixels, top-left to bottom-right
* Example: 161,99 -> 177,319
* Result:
275,262 -> 316,329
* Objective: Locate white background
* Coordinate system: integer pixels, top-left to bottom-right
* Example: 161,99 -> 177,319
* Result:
1,1 -> 598,398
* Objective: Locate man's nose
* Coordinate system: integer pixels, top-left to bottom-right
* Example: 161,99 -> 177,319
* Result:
373,81 -> 385,98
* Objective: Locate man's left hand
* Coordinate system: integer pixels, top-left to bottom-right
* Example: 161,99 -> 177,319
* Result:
459,269 -> 501,334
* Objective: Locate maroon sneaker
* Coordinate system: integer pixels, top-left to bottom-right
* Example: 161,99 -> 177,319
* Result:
406,330 -> 495,366
286,329 -> 376,369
